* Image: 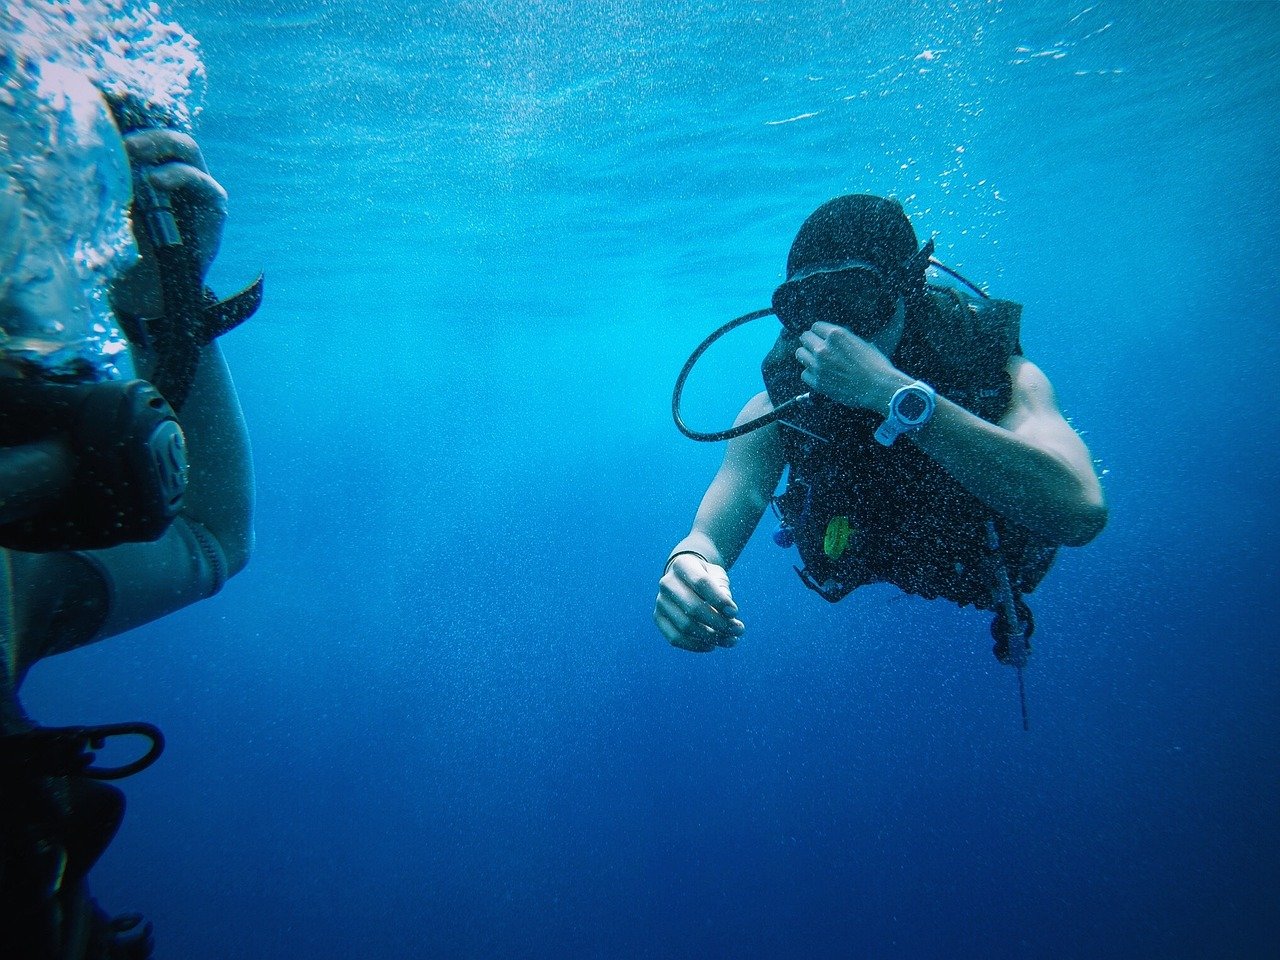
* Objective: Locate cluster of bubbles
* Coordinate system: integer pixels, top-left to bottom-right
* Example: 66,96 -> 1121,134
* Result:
0,0 -> 203,381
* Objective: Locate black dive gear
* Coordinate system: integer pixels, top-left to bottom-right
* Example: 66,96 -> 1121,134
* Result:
672,307 -> 811,442
1,718 -> 162,960
0,378 -> 187,552
129,202 -> 262,414
0,722 -> 166,782
761,282 -> 1049,604
762,280 -> 1057,726
773,258 -> 898,337
986,519 -> 1033,729
773,239 -> 935,337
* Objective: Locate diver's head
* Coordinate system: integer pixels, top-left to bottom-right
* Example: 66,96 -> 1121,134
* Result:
772,194 -> 933,339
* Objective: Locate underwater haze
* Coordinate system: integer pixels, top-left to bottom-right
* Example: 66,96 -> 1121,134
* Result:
24,1 -> 1280,958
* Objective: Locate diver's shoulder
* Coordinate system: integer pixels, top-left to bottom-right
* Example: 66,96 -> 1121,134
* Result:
1006,355 -> 1063,411
736,390 -> 775,424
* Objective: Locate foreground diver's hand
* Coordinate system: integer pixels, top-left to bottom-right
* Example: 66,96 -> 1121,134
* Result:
654,553 -> 745,653
795,320 -> 908,411
110,129 -> 228,319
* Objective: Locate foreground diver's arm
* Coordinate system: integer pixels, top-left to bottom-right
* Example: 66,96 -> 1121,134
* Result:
654,391 -> 785,652
796,321 -> 1106,546
74,125 -> 252,642
7,128 -> 253,676
68,339 -> 254,644
9,342 -> 253,676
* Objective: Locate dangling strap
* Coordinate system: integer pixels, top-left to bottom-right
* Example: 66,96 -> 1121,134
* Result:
772,475 -> 854,603
128,159 -> 262,413
986,519 -> 1033,731
148,241 -> 263,413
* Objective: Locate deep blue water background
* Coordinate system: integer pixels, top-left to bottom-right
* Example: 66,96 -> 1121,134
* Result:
25,1 -> 1280,957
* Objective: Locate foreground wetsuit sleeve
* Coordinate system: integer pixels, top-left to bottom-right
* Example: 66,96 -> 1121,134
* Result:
74,340 -> 254,642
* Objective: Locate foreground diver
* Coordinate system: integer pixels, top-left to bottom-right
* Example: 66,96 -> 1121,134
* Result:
1,80 -> 258,957
656,195 -> 1106,718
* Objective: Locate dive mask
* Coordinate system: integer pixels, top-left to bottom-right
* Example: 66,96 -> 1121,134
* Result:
771,259 -> 899,338
673,237 -> 945,443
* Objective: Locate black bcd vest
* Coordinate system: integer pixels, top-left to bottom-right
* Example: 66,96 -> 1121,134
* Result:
761,285 -> 1057,611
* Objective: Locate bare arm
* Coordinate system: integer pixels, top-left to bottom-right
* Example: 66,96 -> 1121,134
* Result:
797,322 -> 1106,547
909,357 -> 1106,546
654,392 -> 786,652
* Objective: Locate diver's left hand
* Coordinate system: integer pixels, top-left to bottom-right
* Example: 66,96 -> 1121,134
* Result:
109,129 -> 227,319
796,321 -> 909,411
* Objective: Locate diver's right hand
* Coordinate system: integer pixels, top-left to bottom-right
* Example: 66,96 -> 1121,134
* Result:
654,553 -> 745,653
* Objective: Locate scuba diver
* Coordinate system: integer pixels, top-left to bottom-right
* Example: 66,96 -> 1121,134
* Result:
656,194 -> 1106,724
2,85 -> 260,957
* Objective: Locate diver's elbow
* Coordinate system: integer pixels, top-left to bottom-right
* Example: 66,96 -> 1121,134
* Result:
223,524 -> 253,579
1059,499 -> 1108,548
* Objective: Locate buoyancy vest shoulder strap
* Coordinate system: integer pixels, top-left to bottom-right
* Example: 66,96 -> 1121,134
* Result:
920,286 -> 1023,368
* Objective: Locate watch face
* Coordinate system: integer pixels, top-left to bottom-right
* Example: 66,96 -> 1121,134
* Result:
897,390 -> 928,422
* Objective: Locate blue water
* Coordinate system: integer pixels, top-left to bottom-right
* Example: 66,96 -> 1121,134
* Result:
25,1 -> 1280,957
